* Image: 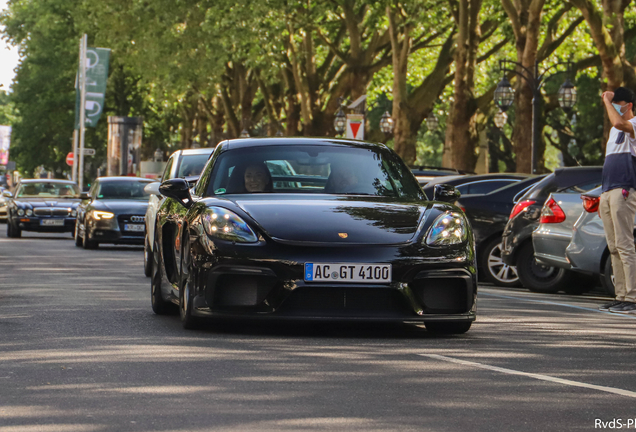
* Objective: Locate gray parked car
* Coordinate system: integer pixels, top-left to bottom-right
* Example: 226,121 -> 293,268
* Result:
532,191 -> 598,294
564,186 -> 636,296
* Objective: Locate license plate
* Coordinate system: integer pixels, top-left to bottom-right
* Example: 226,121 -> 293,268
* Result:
304,263 -> 392,283
124,224 -> 145,232
40,219 -> 64,226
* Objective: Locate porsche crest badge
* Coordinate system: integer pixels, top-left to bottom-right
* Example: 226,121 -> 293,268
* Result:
338,233 -> 348,239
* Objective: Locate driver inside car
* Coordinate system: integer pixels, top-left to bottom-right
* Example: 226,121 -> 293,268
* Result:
244,163 -> 273,193
326,164 -> 360,194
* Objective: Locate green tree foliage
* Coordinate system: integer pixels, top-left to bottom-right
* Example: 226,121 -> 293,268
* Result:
1,0 -> 635,177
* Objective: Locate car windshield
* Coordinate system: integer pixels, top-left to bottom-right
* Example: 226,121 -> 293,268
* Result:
16,182 -> 80,198
206,144 -> 424,200
96,180 -> 152,200
177,154 -> 211,178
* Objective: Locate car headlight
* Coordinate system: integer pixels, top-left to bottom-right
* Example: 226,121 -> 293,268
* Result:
71,209 -> 77,217
425,211 -> 468,246
91,210 -> 115,220
17,209 -> 25,216
26,209 -> 33,216
201,207 -> 258,243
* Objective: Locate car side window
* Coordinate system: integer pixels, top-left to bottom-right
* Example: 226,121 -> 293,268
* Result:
161,156 -> 175,182
90,182 -> 99,200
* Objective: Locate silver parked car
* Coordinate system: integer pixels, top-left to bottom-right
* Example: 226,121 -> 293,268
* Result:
532,191 -> 598,294
565,186 -> 636,296
144,148 -> 215,276
533,192 -> 587,269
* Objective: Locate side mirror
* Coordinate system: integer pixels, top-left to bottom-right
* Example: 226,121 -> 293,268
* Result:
2,190 -> 13,198
184,175 -> 200,187
144,182 -> 161,196
80,191 -> 90,200
159,178 -> 193,208
433,184 -> 461,203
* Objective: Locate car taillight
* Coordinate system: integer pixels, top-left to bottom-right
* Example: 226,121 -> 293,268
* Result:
540,197 -> 566,224
581,195 -> 600,213
509,200 -> 536,219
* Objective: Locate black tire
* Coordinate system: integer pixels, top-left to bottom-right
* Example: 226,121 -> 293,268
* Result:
143,235 -> 152,277
7,220 -> 21,238
601,257 -> 616,297
425,321 -> 472,334
180,275 -> 199,329
74,221 -> 83,247
179,231 -> 199,329
83,228 -> 98,249
516,242 -> 571,293
480,237 -> 521,287
151,238 -> 177,315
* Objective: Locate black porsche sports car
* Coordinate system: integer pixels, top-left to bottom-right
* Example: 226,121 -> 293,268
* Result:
5,179 -> 82,238
75,176 -> 153,249
152,138 -> 477,334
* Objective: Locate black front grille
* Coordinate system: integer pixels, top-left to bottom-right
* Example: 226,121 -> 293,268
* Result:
280,287 -> 409,317
117,214 -> 146,236
410,278 -> 470,314
34,208 -> 70,217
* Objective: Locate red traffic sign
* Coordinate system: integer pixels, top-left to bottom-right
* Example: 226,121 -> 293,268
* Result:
66,152 -> 74,166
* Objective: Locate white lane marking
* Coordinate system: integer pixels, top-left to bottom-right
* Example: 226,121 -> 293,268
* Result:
420,354 -> 636,399
480,291 -> 636,320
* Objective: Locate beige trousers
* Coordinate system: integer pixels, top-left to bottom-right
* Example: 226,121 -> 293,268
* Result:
599,188 -> 636,302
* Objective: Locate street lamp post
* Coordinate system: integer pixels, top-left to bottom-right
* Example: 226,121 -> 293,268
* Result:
494,60 -> 577,174
379,111 -> 394,135
333,98 -> 347,135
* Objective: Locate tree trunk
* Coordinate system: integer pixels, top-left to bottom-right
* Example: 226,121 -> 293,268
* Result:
502,0 -> 547,173
447,0 -> 483,172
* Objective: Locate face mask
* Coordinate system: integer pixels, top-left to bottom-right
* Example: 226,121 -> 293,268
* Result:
612,103 -> 627,116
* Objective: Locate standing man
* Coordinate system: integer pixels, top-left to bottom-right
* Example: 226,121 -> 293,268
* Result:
599,87 -> 636,314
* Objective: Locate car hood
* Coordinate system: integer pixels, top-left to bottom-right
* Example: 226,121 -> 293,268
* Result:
229,195 -> 427,245
96,200 -> 149,214
15,198 -> 81,208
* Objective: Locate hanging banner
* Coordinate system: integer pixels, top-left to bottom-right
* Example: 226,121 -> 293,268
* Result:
0,126 -> 11,166
346,114 -> 365,140
75,47 -> 110,129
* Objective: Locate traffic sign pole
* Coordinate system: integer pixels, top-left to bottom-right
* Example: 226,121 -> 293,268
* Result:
72,129 -> 78,182
78,34 -> 87,190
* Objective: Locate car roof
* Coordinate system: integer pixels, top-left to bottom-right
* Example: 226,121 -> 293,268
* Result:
171,147 -> 216,156
424,173 -> 528,187
217,137 -> 389,151
19,179 -> 77,184
96,176 -> 153,182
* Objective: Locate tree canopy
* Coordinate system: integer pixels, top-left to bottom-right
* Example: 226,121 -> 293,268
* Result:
1,0 -> 635,177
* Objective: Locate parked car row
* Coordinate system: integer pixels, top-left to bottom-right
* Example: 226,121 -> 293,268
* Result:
501,167 -> 603,293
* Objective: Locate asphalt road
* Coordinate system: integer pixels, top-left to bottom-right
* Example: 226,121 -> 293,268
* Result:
1,230 -> 636,432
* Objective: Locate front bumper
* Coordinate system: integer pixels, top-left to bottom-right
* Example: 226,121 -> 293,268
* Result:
188,240 -> 478,323
15,217 -> 75,232
91,229 -> 145,245
87,214 -> 145,245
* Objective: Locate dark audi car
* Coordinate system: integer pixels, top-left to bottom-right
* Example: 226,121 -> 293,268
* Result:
5,179 -> 82,238
75,177 -> 152,248
153,138 -> 477,333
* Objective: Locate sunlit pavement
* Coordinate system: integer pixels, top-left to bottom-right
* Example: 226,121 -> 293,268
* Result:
1,230 -> 636,432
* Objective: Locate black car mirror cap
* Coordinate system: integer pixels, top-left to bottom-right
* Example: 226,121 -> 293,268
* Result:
2,190 -> 13,198
159,178 -> 194,208
433,184 -> 461,203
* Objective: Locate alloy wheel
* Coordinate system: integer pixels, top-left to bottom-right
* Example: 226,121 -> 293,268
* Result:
487,242 -> 519,284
